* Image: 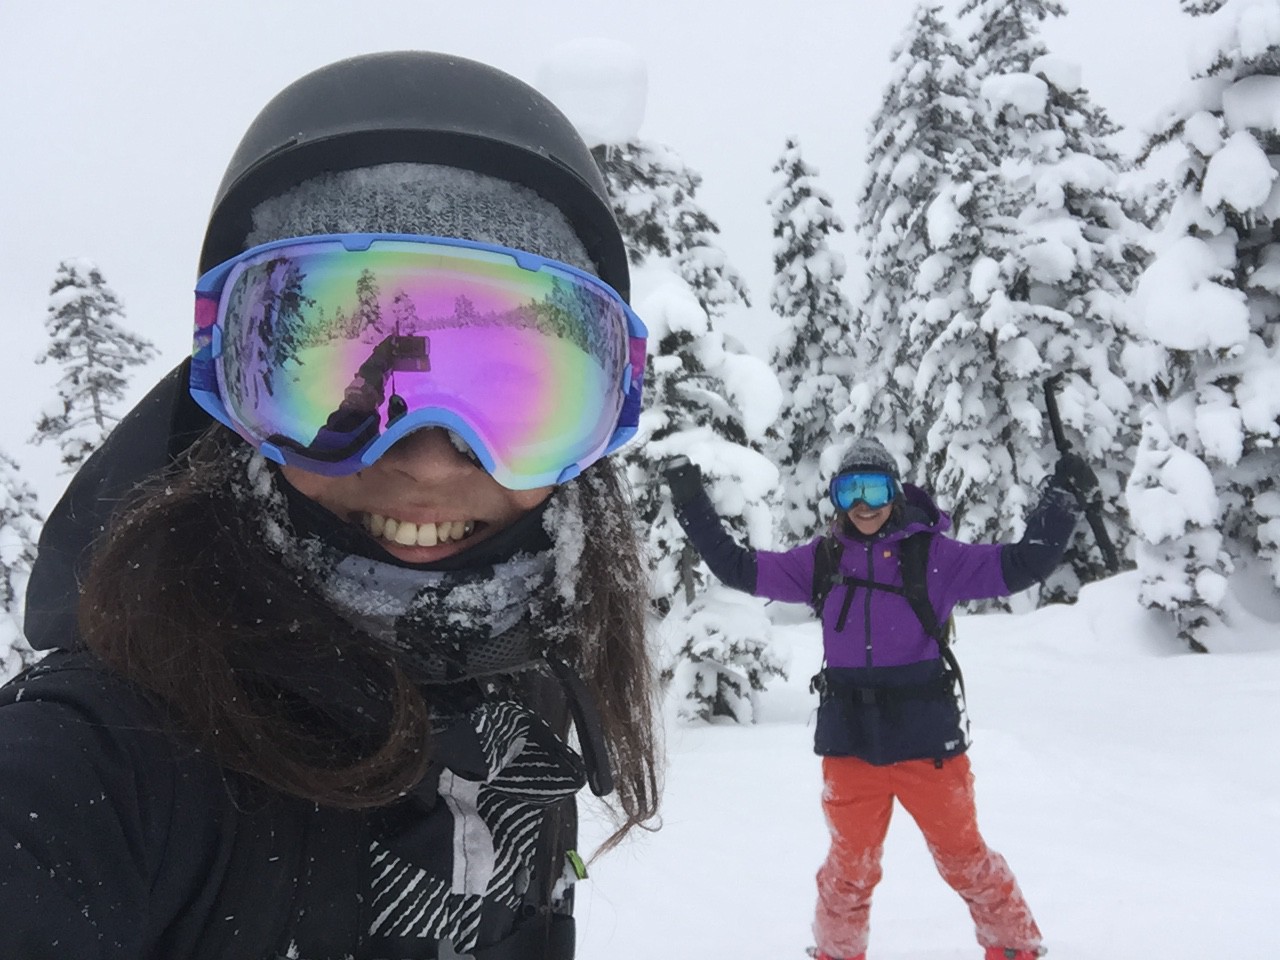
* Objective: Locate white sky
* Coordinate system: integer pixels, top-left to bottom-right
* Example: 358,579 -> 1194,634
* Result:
1,0 -> 1198,500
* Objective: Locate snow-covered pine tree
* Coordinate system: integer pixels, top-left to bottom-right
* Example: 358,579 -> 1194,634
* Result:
592,140 -> 784,722
633,280 -> 784,723
591,141 -> 750,318
0,451 -> 43,681
842,3 -> 987,493
913,0 -> 1150,603
31,259 -> 157,471
766,137 -> 857,540
1127,0 -> 1280,651
1181,0 -> 1227,12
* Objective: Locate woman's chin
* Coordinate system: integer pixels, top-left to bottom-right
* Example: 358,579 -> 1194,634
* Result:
366,533 -> 484,565
849,511 -> 890,536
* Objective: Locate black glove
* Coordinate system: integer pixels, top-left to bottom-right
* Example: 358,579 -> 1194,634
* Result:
662,455 -> 704,505
1053,451 -> 1100,503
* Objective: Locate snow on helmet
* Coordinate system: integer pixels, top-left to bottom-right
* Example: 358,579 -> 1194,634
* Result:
198,50 -> 630,300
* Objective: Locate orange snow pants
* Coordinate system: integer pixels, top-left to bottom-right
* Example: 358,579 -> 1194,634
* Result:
812,754 -> 1042,958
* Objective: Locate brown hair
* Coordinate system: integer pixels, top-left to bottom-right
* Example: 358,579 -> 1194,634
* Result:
79,426 -> 659,843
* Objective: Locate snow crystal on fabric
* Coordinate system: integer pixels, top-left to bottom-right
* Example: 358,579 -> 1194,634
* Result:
245,163 -> 595,273
542,479 -> 587,610
836,437 -> 900,479
228,446 -> 560,682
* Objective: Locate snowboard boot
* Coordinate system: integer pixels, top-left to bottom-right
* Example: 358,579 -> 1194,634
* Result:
806,950 -> 865,960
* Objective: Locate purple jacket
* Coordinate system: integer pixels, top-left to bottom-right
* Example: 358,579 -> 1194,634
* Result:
669,477 -> 1078,762
754,485 -> 1008,669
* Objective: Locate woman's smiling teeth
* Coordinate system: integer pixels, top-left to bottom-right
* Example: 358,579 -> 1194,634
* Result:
364,514 -> 476,547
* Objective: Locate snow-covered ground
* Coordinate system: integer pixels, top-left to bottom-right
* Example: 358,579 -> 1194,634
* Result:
577,571 -> 1280,958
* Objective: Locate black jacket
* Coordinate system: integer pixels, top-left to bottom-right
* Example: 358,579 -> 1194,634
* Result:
3,363 -> 580,960
0,651 -> 318,959
0,652 -> 578,960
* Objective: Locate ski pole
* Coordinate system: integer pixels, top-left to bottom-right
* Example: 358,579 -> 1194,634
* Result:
1043,374 -> 1120,572
1044,372 -> 1070,452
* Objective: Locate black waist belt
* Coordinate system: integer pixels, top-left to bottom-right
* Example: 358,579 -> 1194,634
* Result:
811,668 -> 955,704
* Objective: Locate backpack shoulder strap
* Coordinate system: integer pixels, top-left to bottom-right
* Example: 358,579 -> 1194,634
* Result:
898,532 -> 948,645
810,535 -> 845,615
899,532 -> 966,707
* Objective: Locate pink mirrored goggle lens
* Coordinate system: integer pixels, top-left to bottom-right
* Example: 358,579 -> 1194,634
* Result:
191,234 -> 646,489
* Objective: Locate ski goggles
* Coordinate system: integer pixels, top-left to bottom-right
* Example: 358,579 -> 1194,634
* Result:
191,233 -> 647,489
829,471 -> 898,511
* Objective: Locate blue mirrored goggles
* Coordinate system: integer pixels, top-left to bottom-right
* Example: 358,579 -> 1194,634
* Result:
190,232 -> 647,490
829,471 -> 898,511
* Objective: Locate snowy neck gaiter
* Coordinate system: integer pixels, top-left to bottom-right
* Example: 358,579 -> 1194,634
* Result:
232,446 -> 575,687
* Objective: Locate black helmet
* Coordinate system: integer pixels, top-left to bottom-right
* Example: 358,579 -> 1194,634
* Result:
198,50 -> 630,300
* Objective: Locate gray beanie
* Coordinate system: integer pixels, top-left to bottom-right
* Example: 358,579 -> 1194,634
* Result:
837,437 -> 901,481
245,162 -> 595,271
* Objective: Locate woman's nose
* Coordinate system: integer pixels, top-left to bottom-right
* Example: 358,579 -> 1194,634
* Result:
376,426 -> 481,483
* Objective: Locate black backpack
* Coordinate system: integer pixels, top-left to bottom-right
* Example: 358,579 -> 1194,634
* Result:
810,531 -> 965,696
